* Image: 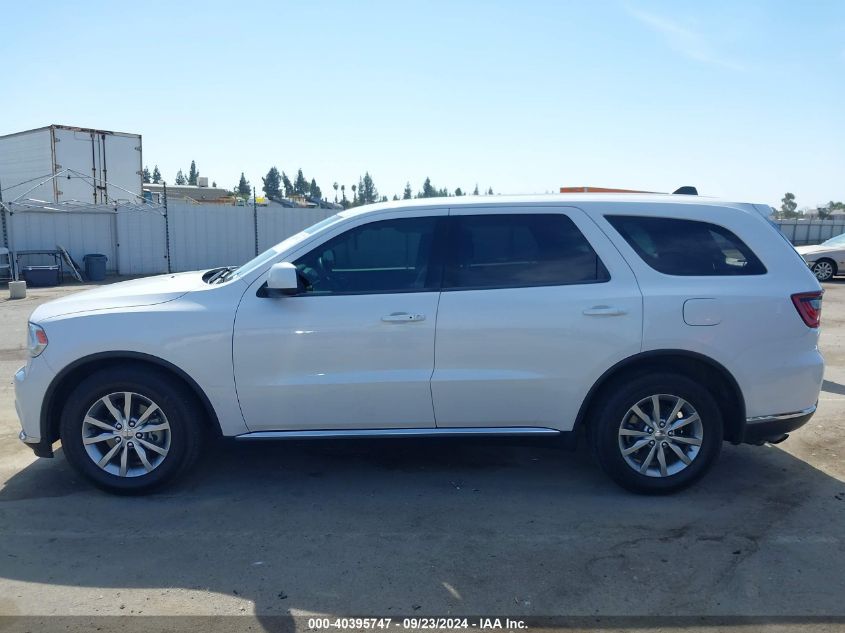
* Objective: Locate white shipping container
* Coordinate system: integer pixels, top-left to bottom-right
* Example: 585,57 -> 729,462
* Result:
0,124 -> 143,205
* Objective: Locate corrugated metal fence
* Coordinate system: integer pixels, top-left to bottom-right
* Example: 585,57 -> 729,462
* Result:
1,201 -> 336,276
4,203 -> 844,277
774,218 -> 845,246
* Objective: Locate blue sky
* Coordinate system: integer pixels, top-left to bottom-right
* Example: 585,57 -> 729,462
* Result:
2,1 -> 843,207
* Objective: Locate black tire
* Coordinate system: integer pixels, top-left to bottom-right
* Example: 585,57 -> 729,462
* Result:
60,366 -> 204,494
812,259 -> 836,282
591,373 -> 723,494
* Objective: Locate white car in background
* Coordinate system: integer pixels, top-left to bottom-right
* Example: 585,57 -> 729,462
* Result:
796,234 -> 845,281
14,194 -> 825,495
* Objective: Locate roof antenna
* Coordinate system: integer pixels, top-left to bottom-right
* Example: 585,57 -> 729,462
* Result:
673,186 -> 698,195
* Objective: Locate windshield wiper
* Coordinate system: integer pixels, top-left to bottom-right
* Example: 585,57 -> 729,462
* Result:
216,267 -> 239,283
206,266 -> 237,284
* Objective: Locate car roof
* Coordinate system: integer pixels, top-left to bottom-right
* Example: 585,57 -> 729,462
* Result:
338,193 -> 771,220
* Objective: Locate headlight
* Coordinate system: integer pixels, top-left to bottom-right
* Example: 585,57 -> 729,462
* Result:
27,323 -> 48,357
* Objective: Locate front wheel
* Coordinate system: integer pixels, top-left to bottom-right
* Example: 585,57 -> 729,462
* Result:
591,373 -> 723,494
60,366 -> 204,494
812,260 -> 835,282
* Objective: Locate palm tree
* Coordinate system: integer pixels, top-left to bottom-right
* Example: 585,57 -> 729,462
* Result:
351,184 -> 357,206
333,182 -> 339,203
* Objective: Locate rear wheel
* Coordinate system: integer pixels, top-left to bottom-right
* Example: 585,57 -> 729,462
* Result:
812,259 -> 835,282
591,373 -> 723,494
60,367 -> 204,494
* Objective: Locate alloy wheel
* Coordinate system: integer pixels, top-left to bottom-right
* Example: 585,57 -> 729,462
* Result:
617,394 -> 704,478
813,261 -> 834,281
81,392 -> 171,477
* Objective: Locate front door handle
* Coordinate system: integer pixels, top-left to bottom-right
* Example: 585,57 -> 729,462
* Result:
381,312 -> 426,323
583,305 -> 627,317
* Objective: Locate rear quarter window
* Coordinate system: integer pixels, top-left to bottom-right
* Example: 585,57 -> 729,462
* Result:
605,215 -> 767,276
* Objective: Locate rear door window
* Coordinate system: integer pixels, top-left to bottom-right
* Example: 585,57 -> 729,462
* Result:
606,216 -> 766,276
444,214 -> 609,289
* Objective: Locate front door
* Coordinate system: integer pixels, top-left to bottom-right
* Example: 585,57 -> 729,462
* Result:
233,212 -> 446,431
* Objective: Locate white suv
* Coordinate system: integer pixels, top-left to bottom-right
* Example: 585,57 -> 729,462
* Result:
14,194 -> 824,494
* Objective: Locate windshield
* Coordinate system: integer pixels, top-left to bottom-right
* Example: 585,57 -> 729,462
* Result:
822,234 -> 845,247
228,214 -> 344,281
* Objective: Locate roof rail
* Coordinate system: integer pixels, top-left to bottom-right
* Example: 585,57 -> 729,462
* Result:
559,186 -> 653,193
559,186 -> 699,195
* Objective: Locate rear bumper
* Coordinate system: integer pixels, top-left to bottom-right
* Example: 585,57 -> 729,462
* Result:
742,405 -> 816,444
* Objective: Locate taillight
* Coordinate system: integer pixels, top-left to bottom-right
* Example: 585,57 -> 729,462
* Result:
791,291 -> 823,328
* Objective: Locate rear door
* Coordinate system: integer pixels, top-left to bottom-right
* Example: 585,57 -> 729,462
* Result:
431,206 -> 643,431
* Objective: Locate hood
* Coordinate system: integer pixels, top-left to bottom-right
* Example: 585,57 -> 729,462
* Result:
795,245 -> 835,257
31,271 -> 208,321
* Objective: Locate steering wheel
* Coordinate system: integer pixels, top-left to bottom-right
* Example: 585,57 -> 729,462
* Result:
295,264 -> 320,291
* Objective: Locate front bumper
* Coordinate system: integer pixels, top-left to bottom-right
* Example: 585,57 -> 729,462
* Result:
742,405 -> 816,444
14,361 -> 56,458
18,430 -> 54,457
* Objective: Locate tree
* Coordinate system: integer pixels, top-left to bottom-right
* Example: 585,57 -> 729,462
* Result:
780,192 -> 798,218
175,169 -> 187,185
212,181 -> 217,188
403,182 -> 413,199
359,172 -> 378,205
142,166 -> 151,183
351,184 -> 357,206
817,201 -> 845,219
309,178 -> 322,199
455,187 -> 463,196
487,187 -> 494,195
152,165 -> 161,184
237,172 -> 251,196
281,172 -> 294,197
393,194 -> 399,201
472,184 -> 479,195
333,182 -> 339,203
188,160 -> 199,186
294,169 -> 308,196
420,177 -> 436,198
262,167 -> 282,200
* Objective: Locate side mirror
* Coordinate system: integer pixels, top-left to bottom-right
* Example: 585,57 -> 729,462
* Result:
265,262 -> 299,295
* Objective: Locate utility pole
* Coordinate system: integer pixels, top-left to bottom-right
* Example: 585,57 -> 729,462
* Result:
163,182 -> 172,273
0,177 -> 16,279
0,176 -> 7,250
253,186 -> 259,256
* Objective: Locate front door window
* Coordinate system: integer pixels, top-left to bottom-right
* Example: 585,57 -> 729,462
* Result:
294,217 -> 441,295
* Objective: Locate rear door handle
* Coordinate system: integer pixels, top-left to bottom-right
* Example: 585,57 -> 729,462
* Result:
381,312 -> 426,323
582,305 -> 627,317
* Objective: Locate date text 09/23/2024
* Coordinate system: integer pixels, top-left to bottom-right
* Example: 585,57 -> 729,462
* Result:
306,618 -> 528,630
